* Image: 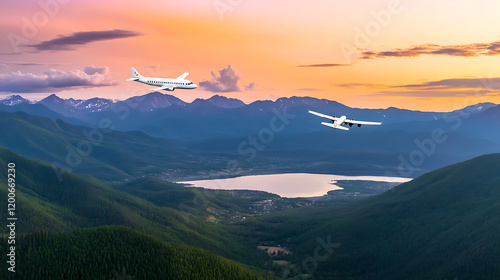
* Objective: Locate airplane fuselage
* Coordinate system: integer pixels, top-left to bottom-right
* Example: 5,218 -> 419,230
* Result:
128,67 -> 197,91
334,115 -> 347,128
138,77 -> 197,90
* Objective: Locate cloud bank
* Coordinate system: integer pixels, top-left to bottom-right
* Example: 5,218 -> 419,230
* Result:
0,66 -> 116,93
362,40 -> 500,59
373,77 -> 500,97
297,63 -> 351,67
397,78 -> 500,90
200,65 -> 255,92
84,65 -> 109,75
26,29 -> 141,51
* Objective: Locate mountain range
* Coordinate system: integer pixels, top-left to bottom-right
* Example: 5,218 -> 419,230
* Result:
1,93 -> 247,114
0,92 -> 499,179
2,92 -> 496,126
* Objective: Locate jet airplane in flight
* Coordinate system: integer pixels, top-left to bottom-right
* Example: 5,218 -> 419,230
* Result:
127,67 -> 197,91
309,110 -> 382,131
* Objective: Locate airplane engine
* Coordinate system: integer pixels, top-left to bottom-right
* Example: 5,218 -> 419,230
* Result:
358,124 -> 361,127
349,123 -> 353,127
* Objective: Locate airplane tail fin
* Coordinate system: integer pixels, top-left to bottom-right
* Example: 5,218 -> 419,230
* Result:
131,67 -> 143,78
321,122 -> 349,130
177,70 -> 189,80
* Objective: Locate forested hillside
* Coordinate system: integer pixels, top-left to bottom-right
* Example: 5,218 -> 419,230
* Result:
0,226 -> 276,279
241,153 -> 500,279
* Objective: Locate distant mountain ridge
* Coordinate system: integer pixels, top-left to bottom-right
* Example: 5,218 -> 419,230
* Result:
5,92 -> 496,139
191,95 -> 246,109
3,92 -> 497,116
122,91 -> 186,112
32,92 -> 249,115
0,94 -> 33,106
15,92 -> 248,116
1,92 -> 499,177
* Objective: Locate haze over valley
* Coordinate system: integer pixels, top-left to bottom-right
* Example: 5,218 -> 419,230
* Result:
1,93 -> 498,182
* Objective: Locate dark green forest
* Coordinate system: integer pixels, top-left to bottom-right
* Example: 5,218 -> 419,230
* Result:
1,144 -> 500,279
0,226 -> 275,280
238,153 -> 500,279
0,146 -> 274,277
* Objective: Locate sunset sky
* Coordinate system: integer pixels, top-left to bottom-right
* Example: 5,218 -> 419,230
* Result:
2,0 -> 500,111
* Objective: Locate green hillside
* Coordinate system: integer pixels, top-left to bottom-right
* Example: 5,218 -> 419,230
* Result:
117,177 -> 280,215
0,226 -> 276,280
243,153 -> 500,279
0,111 -> 219,181
0,146 -> 269,267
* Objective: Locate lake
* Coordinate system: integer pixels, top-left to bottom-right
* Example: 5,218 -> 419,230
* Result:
179,173 -> 412,198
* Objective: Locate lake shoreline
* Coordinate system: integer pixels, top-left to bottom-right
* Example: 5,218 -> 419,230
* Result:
175,170 -> 415,182
178,173 -> 412,198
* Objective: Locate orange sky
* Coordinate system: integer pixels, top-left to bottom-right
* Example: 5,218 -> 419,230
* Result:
2,0 -> 500,111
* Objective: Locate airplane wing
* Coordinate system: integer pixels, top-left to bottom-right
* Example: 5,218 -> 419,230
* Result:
177,71 -> 189,80
126,78 -> 138,81
321,122 -> 349,130
344,119 -> 382,126
308,110 -> 339,121
150,85 -> 175,91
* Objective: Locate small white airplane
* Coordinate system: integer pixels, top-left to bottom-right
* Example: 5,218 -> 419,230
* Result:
126,67 -> 197,91
309,110 -> 381,131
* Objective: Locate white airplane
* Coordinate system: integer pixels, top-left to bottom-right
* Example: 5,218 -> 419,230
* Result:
126,67 -> 197,91
308,110 -> 381,131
